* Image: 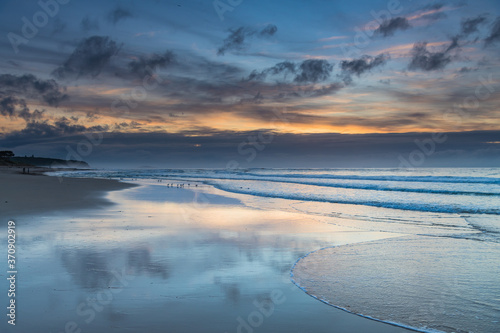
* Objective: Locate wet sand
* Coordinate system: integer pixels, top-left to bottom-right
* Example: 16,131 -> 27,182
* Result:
0,172 -> 414,333
0,166 -> 136,217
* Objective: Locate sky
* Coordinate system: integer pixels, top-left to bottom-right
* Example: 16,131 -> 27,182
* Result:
0,0 -> 499,168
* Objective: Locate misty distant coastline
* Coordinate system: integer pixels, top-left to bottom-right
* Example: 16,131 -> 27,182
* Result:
0,151 -> 90,168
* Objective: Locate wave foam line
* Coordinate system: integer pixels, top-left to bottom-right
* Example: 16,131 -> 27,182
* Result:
208,183 -> 500,215
241,172 -> 500,185
290,244 -> 445,333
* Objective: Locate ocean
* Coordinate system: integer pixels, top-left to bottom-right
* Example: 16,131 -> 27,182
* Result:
51,167 -> 500,332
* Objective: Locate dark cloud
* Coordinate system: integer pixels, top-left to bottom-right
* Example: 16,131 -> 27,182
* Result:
267,61 -> 297,76
3,118 -> 109,144
217,27 -> 248,55
484,17 -> 500,46
247,61 -> 297,81
458,67 -> 478,73
18,109 -> 44,122
247,59 -> 333,84
52,36 -> 120,79
0,74 -> 68,126
128,51 -> 175,77
217,24 -> 277,56
408,42 -> 454,71
81,16 -> 100,32
0,74 -> 68,107
0,98 -> 43,123
340,54 -> 389,83
374,17 -> 411,37
0,97 -> 25,117
445,35 -> 460,52
461,15 -> 487,35
107,7 -> 133,25
294,60 -> 334,83
259,24 -> 278,36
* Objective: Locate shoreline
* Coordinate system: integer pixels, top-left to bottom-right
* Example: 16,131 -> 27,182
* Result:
0,166 -> 137,219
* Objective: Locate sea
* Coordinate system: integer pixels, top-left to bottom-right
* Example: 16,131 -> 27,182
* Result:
50,167 -> 500,333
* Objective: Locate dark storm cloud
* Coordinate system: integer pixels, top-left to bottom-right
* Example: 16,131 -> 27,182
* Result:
445,35 -> 460,52
0,74 -> 68,106
484,17 -> 500,46
374,17 -> 411,37
247,61 -> 297,81
267,61 -> 297,76
340,54 -> 389,83
259,24 -> 278,36
107,7 -> 134,25
80,16 -> 100,32
2,118 -> 109,144
248,59 -> 334,84
294,59 -> 334,83
0,96 -> 44,122
52,36 -> 120,79
128,51 -> 175,77
18,109 -> 44,122
461,15 -> 487,35
217,24 -> 278,55
408,41 -> 456,71
0,74 -> 68,125
0,97 -> 25,117
458,66 -> 478,73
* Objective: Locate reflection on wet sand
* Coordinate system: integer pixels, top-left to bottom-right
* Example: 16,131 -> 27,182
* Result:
3,183 -> 412,333
127,248 -> 169,279
59,246 -> 170,290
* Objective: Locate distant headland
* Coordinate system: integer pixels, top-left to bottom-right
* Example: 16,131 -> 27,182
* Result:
0,151 -> 90,168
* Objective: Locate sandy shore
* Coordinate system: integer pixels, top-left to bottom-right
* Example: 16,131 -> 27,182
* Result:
0,166 -> 136,218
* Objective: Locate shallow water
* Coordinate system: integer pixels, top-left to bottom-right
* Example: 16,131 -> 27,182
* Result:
292,236 -> 500,333
0,182 -> 411,333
